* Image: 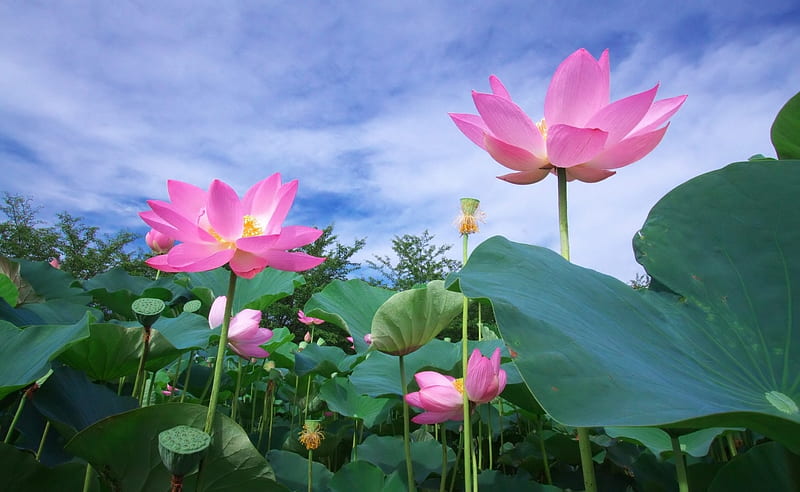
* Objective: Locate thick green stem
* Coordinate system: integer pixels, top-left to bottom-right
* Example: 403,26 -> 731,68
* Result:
204,271 -> 238,434
440,424 -> 448,492
3,393 -> 26,444
536,416 -> 552,484
557,167 -> 596,492
671,434 -> 690,492
82,463 -> 94,492
180,352 -> 194,403
36,421 -> 51,460
399,355 -> 415,492
307,449 -> 314,492
132,325 -> 153,404
461,233 -> 473,492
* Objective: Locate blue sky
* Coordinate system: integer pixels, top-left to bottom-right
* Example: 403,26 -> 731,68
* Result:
1,1 -> 799,281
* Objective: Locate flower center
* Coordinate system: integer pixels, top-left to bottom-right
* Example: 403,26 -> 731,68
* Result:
242,215 -> 263,237
536,118 -> 548,139
452,378 -> 464,394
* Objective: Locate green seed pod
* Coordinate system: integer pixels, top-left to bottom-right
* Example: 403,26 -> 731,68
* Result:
132,297 -> 166,327
183,299 -> 202,313
158,425 -> 211,477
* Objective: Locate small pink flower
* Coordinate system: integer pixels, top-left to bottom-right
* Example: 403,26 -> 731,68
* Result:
298,310 -> 324,325
363,333 -> 372,345
346,336 -> 354,350
303,331 -> 312,343
209,296 -> 273,358
162,384 -> 175,396
145,228 -> 175,254
450,49 -> 686,184
140,174 -> 325,278
49,258 -> 61,269
405,348 -> 507,423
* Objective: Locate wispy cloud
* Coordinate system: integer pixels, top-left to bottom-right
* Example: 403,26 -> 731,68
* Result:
1,0 -> 798,281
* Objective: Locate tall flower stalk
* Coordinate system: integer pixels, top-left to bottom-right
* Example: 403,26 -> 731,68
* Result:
204,271 -> 237,434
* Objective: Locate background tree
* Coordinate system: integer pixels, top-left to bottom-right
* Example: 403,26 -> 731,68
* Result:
0,192 -> 150,279
365,229 -> 461,290
265,224 -> 366,345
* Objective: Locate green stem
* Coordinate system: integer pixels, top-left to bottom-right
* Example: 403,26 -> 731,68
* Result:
307,449 -> 314,492
36,421 -> 51,460
725,433 -> 738,458
440,424 -> 448,492
231,358 -> 243,422
449,432 -> 464,492
399,355 -> 415,492
180,352 -> 194,403
536,416 -> 552,484
132,325 -> 152,404
3,392 -> 26,444
557,167 -> 596,492
82,463 -> 94,492
671,434 -> 690,492
303,375 -> 312,420
117,376 -> 125,396
461,233 -> 473,492
204,271 -> 238,434
351,419 -> 359,461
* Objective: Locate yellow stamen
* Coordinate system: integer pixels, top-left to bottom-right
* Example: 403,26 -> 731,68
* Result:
452,378 -> 464,394
242,215 -> 263,237
298,421 -> 325,450
536,118 -> 548,139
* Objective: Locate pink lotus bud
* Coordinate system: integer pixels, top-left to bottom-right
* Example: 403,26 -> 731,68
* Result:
304,331 -> 312,343
145,229 -> 174,254
49,258 -> 61,269
363,333 -> 372,345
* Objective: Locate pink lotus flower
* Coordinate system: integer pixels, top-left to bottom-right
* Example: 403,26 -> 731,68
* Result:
303,331 -> 312,343
140,174 -> 325,279
298,309 -> 324,325
209,296 -> 273,358
450,48 -> 686,184
145,228 -> 175,254
49,258 -> 60,269
405,348 -> 507,424
363,333 -> 372,345
162,384 -> 175,396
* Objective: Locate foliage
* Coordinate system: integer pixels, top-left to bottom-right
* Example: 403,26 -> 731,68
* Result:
365,229 -> 461,290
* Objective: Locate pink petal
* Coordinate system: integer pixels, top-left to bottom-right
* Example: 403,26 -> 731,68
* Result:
546,124 -> 608,167
584,125 -> 670,170
229,342 -> 269,358
207,180 -> 243,241
411,409 -> 463,424
630,95 -> 687,135
270,226 -> 324,250
405,391 -> 424,408
242,174 -> 281,219
449,113 -> 490,150
144,255 -> 183,272
418,386 -> 464,411
145,201 -> 213,243
166,242 -> 234,271
584,85 -> 659,146
263,180 -> 299,234
545,48 -> 609,127
489,75 -> 512,100
415,371 -> 455,387
497,169 -> 551,185
262,250 -> 325,272
484,133 -> 550,172
209,296 -> 227,329
565,166 -> 616,183
227,309 -> 263,338
229,250 -> 269,279
472,92 -> 545,155
167,180 -> 208,219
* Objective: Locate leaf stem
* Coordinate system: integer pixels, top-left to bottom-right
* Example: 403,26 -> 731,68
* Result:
399,355 -> 415,492
671,434 -> 690,492
231,358 -> 243,422
557,167 -> 596,492
204,270 -> 238,434
3,392 -> 26,444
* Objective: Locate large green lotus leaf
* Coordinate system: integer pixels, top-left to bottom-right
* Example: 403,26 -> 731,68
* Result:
708,441 -> 800,491
477,470 -> 562,491
350,338 -> 511,398
184,267 -> 303,312
0,442 -> 93,492
84,268 -> 186,319
0,272 -> 18,306
771,91 -> 800,159
0,313 -> 92,400
605,427 -> 738,459
65,403 -> 287,491
355,434 -> 456,485
370,280 -> 463,356
31,364 -> 138,439
448,161 -> 800,451
294,343 -> 359,377
18,259 -> 88,302
59,313 -> 211,381
303,279 -> 395,352
328,461 -> 406,492
319,377 -> 396,427
265,449 -> 333,491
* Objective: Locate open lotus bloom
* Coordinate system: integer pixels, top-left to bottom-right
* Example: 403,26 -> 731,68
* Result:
209,296 -> 273,358
405,348 -> 507,424
140,173 -> 325,278
450,48 -> 687,184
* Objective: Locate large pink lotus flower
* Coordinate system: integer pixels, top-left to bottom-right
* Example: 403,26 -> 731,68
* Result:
140,173 -> 325,278
405,348 -> 507,424
145,228 -> 175,254
209,296 -> 273,358
450,48 -> 687,184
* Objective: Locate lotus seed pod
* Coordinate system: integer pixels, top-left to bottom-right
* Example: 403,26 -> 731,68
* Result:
158,425 -> 211,477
